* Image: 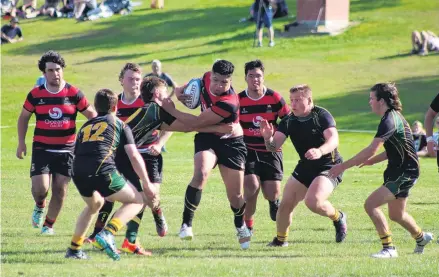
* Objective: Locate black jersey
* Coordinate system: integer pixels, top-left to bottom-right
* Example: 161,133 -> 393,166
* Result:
124,101 -> 176,149
73,114 -> 135,175
375,109 -> 419,173
430,93 -> 439,112
277,106 -> 342,166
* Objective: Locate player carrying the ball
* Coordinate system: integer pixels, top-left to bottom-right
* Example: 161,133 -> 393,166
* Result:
160,60 -> 252,249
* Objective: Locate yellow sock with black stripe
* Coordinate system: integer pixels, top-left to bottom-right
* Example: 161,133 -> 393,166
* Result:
277,229 -> 289,243
104,218 -> 123,235
379,232 -> 395,249
329,209 -> 340,222
70,235 -> 85,250
412,227 -> 424,244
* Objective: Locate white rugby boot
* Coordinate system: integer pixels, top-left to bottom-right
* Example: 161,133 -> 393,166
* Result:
371,248 -> 398,258
179,223 -> 194,240
414,232 -> 434,254
236,225 -> 252,250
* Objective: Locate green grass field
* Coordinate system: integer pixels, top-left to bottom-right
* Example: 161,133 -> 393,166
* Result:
2,0 -> 439,276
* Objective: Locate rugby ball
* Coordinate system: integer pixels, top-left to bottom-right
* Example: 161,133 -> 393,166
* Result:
183,78 -> 202,109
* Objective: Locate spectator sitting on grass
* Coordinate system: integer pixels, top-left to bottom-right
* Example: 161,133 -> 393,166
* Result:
1,17 -> 23,44
412,30 -> 439,56
411,121 -> 429,157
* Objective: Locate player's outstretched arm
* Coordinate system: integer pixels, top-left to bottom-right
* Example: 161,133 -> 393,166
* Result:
260,119 -> 287,152
160,98 -> 224,128
329,138 -> 384,177
359,151 -> 387,168
424,107 -> 438,156
16,108 -> 32,159
161,120 -> 234,134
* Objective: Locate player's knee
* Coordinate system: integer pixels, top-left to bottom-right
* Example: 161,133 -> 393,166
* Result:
363,200 -> 377,216
90,198 -> 104,212
133,191 -> 144,204
388,211 -> 404,222
191,170 -> 209,188
278,199 -> 294,214
51,185 -> 68,200
304,196 -> 319,212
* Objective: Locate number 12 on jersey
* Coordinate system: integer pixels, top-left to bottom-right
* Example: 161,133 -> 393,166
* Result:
80,122 -> 108,142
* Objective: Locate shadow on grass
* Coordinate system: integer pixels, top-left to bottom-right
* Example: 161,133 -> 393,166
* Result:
11,6 -> 249,55
350,0 -> 402,13
378,51 -> 439,60
317,75 -> 439,130
74,32 -> 249,66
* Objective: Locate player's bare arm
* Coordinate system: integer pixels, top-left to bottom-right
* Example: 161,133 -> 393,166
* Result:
160,98 -> 224,128
424,107 -> 437,156
148,131 -> 173,156
81,106 -> 97,120
359,151 -> 387,168
124,144 -> 158,207
161,120 -> 234,134
329,138 -> 384,177
305,127 -> 339,160
260,119 -> 287,152
16,108 -> 32,159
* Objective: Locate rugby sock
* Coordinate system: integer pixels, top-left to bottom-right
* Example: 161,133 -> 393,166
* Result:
182,186 -> 202,227
231,202 -> 246,228
379,232 -> 395,249
91,201 -> 114,238
43,216 -> 55,228
329,209 -> 341,222
412,227 -> 424,244
245,218 -> 254,231
152,206 -> 162,215
277,230 -> 289,242
268,199 -> 280,210
126,210 -> 144,244
36,200 -> 46,209
105,218 -> 123,235
70,235 -> 85,250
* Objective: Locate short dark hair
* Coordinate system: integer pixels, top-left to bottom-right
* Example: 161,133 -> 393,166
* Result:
244,59 -> 264,75
38,50 -> 66,73
119,62 -> 142,81
94,89 -> 118,114
371,82 -> 402,111
212,60 -> 234,76
140,76 -> 166,102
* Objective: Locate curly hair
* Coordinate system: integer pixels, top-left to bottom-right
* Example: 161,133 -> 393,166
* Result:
119,62 -> 142,81
38,50 -> 66,73
212,59 -> 234,76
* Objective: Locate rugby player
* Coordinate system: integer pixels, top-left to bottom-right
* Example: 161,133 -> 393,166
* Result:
160,60 -> 252,249
260,84 -> 347,247
238,60 -> 290,232
17,50 -> 96,235
65,89 -> 157,260
329,83 -> 433,258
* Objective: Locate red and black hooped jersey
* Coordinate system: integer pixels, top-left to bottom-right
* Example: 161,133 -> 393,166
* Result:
238,88 -> 290,152
200,72 -> 240,135
116,93 -> 159,149
23,83 -> 90,151
116,94 -> 145,121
